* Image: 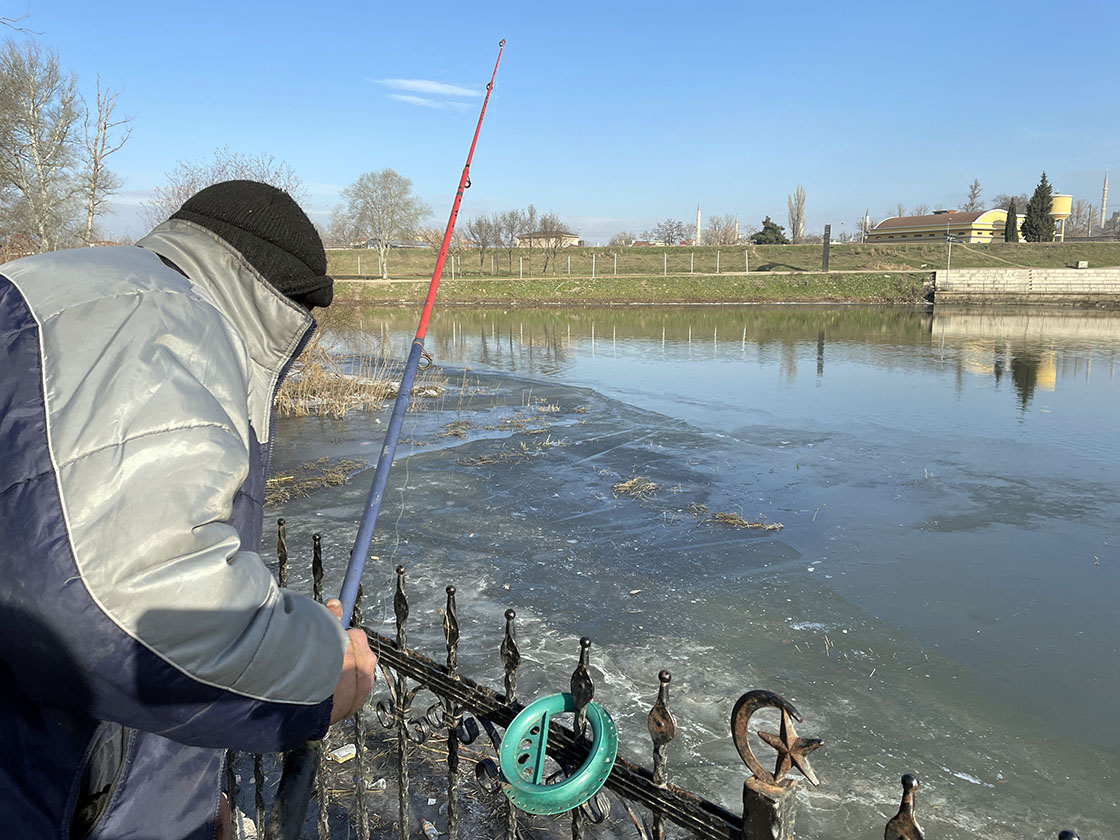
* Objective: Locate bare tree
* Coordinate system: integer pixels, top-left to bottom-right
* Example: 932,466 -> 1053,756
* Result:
1069,199 -> 1091,237
80,77 -> 131,243
323,205 -> 360,249
786,185 -> 806,244
338,168 -> 430,279
0,39 -> 81,252
910,203 -> 930,216
413,225 -> 444,249
858,209 -> 873,242
608,230 -> 636,247
464,213 -> 498,273
141,146 -> 305,228
535,212 -> 572,273
494,209 -> 524,272
961,179 -> 983,211
651,218 -> 686,246
893,202 -> 907,218
1,14 -> 33,32
991,193 -> 1030,212
519,204 -> 539,256
702,213 -> 740,245
1102,210 -> 1120,239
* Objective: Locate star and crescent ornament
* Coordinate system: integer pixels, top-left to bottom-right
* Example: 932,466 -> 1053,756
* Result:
756,707 -> 822,786
731,690 -> 823,789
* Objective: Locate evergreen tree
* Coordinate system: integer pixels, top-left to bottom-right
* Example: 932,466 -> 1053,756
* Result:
750,216 -> 790,245
1003,198 -> 1019,242
1020,172 -> 1055,242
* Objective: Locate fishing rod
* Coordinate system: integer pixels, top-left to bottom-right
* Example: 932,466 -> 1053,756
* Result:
265,41 -> 506,840
338,38 -> 505,620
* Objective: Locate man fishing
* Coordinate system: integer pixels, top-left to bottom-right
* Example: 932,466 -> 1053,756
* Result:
0,180 -> 378,840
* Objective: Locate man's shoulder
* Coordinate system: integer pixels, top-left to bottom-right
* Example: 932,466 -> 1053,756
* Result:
2,245 -> 216,324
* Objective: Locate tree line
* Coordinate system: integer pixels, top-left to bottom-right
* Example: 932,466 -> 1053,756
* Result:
323,173 -> 574,278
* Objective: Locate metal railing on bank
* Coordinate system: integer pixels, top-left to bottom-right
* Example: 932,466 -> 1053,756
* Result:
222,521 -> 1082,840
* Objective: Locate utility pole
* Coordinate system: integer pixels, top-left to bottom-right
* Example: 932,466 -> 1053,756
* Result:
946,231 -> 958,287
696,203 -> 701,246
1101,170 -> 1109,233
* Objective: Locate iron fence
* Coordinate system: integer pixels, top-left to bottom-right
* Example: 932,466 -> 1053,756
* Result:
221,521 -> 1083,840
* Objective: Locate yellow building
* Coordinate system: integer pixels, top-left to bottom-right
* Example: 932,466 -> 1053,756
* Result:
517,230 -> 581,248
869,197 -> 1075,243
869,209 -> 1009,243
1050,194 -> 1072,241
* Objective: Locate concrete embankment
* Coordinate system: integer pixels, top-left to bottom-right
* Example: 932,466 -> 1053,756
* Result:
935,267 -> 1120,307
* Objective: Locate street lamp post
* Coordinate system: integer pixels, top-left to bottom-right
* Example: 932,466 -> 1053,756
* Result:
945,232 -> 958,287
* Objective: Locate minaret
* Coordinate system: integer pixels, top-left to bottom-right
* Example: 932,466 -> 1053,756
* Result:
696,203 -> 701,245
1100,170 -> 1109,232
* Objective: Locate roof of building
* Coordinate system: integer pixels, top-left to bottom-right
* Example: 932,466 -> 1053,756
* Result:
518,230 -> 578,239
874,210 -> 1002,231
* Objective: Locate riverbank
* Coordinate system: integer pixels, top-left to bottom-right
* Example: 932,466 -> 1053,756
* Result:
334,271 -> 932,305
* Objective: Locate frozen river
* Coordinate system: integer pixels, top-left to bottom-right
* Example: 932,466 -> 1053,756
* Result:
269,304 -> 1119,838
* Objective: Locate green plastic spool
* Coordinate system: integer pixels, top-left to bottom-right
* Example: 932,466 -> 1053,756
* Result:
498,692 -> 618,815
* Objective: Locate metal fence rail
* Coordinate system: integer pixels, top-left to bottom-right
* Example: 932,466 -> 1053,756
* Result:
222,521 -> 1083,840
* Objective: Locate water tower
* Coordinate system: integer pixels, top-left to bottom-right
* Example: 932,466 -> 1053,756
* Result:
1050,194 -> 1073,241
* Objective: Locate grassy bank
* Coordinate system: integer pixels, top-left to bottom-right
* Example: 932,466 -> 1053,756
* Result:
335,271 -> 932,305
327,240 -> 1120,282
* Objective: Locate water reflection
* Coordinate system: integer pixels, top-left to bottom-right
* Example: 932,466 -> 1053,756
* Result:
338,304 -> 1118,417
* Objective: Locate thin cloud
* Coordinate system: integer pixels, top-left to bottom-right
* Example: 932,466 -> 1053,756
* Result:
389,94 -> 444,109
375,78 -> 479,97
387,94 -> 471,112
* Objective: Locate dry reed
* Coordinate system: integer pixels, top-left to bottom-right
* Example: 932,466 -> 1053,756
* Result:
706,512 -> 784,531
265,457 -> 368,507
274,307 -> 445,419
612,476 -> 661,500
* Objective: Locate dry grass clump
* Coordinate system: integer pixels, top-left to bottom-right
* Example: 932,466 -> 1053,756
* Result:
440,420 -> 472,438
274,308 -> 444,418
459,436 -> 564,467
265,457 -> 367,507
274,352 -> 395,418
612,476 -> 661,501
707,511 -> 784,531
459,448 -> 528,467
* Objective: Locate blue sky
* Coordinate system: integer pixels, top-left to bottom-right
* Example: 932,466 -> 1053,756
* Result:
9,0 -> 1119,243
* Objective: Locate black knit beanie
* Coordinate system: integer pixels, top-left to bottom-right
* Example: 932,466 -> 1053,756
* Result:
171,180 -> 333,309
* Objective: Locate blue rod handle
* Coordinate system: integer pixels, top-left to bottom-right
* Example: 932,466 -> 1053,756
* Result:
338,339 -> 425,619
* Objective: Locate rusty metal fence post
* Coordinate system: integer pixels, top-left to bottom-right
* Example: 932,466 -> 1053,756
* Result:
647,670 -> 675,840
731,691 -> 821,840
443,585 -> 461,840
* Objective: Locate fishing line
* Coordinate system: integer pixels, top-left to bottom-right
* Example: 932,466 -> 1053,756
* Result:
268,42 -> 506,840
337,38 -> 506,621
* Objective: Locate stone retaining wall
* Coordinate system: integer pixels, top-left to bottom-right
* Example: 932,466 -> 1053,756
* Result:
935,267 -> 1120,306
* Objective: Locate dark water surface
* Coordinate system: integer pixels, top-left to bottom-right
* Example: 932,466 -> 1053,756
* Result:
271,305 -> 1119,838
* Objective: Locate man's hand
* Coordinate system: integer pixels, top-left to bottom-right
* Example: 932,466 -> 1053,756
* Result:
325,599 -> 377,724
